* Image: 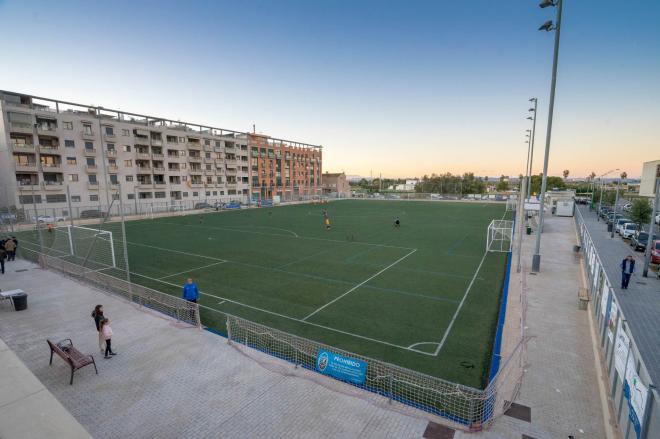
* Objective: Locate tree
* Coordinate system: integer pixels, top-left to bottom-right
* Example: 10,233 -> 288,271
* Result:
563,169 -> 569,180
620,171 -> 627,180
630,198 -> 652,228
529,174 -> 566,195
589,172 -> 596,181
496,180 -> 509,191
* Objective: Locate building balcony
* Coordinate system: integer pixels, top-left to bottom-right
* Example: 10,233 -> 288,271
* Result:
225,168 -> 237,174
152,166 -> 165,172
103,133 -> 116,141
41,163 -> 62,172
136,153 -> 151,160
152,153 -> 164,159
42,181 -> 65,191
9,122 -> 33,134
37,126 -> 57,135
108,165 -> 118,173
14,163 -> 38,172
17,183 -> 40,192
106,150 -> 117,157
136,166 -> 152,173
187,142 -> 202,150
154,182 -> 167,187
189,183 -> 204,188
134,137 -> 150,145
87,182 -> 100,190
187,156 -> 202,162
189,169 -> 203,175
204,145 -> 213,152
225,159 -> 237,165
85,165 -> 98,172
137,182 -> 153,189
83,148 -> 97,156
38,144 -> 60,152
148,138 -> 161,146
204,169 -> 216,175
81,131 -> 95,140
167,167 -> 181,172
11,143 -> 35,152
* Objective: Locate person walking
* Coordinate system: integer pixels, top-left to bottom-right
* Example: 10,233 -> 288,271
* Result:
620,255 -> 635,289
10,236 -> 18,261
91,305 -> 105,354
182,278 -> 200,303
99,318 -> 117,359
0,246 -> 6,274
4,237 -> 16,262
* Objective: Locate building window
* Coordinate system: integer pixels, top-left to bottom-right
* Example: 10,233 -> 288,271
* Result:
46,194 -> 67,203
67,157 -> 77,165
205,152 -> 211,159
63,122 -> 73,130
71,195 -> 81,202
65,140 -> 75,148
85,141 -> 94,150
126,175 -> 134,182
83,124 -> 93,135
88,175 -> 97,183
127,193 -> 135,200
105,127 -> 114,135
182,192 -> 188,197
123,145 -> 131,152
86,157 -> 96,166
124,160 -> 132,167
122,129 -> 130,136
206,191 -> 211,196
154,191 -> 166,199
19,195 -> 42,204
178,137 -> 185,143
68,174 -> 78,182
192,192 -> 199,197
107,143 -> 115,151
90,195 -> 99,202
110,175 -> 118,184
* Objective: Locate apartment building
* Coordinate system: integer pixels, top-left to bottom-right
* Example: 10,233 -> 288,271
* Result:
0,91 -> 322,211
248,133 -> 322,201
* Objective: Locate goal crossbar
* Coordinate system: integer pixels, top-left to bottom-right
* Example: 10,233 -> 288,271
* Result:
62,225 -> 116,268
486,219 -> 514,253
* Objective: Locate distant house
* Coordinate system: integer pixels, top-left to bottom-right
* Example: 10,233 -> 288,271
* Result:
322,172 -> 350,197
393,179 -> 419,191
639,159 -> 660,197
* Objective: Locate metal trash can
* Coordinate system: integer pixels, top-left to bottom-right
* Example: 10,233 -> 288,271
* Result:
526,226 -> 532,235
573,245 -> 581,253
12,293 -> 27,311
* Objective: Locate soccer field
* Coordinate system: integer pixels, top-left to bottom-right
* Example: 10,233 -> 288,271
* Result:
21,199 -> 510,389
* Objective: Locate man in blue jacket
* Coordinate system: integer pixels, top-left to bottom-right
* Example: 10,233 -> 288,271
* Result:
620,255 -> 635,290
182,278 -> 200,303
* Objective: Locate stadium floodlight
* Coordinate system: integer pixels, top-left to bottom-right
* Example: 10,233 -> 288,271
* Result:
538,20 -> 555,32
528,108 -> 535,112
527,116 -> 533,120
532,0 -> 563,273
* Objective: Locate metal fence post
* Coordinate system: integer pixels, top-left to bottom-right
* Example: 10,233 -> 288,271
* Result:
226,315 -> 232,345
388,375 -> 393,403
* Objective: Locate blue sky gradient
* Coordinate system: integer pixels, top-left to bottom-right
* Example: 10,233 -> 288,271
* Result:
1,0 -> 658,178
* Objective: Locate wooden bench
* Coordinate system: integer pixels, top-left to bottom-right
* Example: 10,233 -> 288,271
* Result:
47,339 -> 97,385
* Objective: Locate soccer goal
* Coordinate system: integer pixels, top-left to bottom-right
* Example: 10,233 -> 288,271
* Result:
49,225 -> 117,269
486,219 -> 514,252
505,197 -> 517,212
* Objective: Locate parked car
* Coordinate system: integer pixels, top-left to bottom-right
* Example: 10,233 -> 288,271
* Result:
194,202 -> 212,209
34,214 -> 66,223
80,209 -> 102,219
614,218 -> 632,234
630,232 -> 656,252
620,222 -> 638,239
598,206 -> 612,218
0,212 -> 17,222
622,203 -> 633,212
656,213 -> 660,225
651,239 -> 660,264
606,213 -> 625,225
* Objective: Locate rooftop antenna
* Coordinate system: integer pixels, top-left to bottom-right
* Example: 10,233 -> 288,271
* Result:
253,124 -> 256,134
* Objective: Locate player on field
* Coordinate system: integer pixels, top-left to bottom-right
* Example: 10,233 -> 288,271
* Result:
323,209 -> 331,230
394,216 -> 401,228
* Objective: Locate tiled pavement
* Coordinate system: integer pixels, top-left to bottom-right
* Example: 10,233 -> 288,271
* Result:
578,205 -> 660,387
0,214 -> 610,438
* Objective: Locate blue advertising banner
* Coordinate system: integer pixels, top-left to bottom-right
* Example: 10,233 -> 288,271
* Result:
316,350 -> 367,385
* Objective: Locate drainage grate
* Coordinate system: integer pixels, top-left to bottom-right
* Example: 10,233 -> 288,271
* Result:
636,282 -> 647,286
14,269 -> 28,272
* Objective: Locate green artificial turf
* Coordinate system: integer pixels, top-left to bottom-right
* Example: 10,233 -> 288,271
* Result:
18,200 -> 510,389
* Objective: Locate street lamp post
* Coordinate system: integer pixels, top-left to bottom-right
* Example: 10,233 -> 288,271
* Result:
532,0 -> 564,273
611,179 -> 620,238
596,169 -> 619,222
526,98 -> 538,199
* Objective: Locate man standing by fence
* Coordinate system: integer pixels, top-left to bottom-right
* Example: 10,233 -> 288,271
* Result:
620,255 -> 635,289
182,278 -> 200,303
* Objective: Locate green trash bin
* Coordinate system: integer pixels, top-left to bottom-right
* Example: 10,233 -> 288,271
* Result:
526,226 -> 532,235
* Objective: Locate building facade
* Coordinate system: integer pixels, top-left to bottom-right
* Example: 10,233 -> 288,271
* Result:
639,159 -> 660,197
248,133 -> 322,202
321,172 -> 350,197
0,91 -> 322,212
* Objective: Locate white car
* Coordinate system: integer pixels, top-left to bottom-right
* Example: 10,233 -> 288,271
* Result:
620,222 -> 638,239
615,218 -> 632,234
34,215 -> 66,223
622,203 -> 633,212
656,213 -> 660,225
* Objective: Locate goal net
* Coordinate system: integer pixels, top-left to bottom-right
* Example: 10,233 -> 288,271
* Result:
487,219 -> 514,253
47,225 -> 117,270
505,197 -> 517,212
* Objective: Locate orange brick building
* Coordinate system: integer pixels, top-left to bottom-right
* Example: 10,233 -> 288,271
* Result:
248,134 -> 322,202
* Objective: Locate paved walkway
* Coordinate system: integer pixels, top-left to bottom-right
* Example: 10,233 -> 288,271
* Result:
0,214 -> 611,439
578,205 -> 660,386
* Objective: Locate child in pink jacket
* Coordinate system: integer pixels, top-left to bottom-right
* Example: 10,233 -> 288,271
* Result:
99,318 -> 117,359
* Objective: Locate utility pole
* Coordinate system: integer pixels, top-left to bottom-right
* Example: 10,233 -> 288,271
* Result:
527,98 -> 538,198
642,178 -> 660,277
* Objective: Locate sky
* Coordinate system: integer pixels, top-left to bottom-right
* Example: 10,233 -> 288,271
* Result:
1,0 -> 659,179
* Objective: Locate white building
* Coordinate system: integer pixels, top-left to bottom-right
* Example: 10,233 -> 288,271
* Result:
639,159 -> 660,197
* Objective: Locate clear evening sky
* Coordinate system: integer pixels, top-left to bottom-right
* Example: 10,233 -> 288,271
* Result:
1,0 -> 658,178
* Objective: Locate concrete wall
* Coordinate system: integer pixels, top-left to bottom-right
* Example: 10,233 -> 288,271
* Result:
639,160 -> 660,197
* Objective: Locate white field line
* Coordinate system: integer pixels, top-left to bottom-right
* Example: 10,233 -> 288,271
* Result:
158,261 -> 226,279
159,221 -> 415,251
302,248 -> 418,321
117,268 -> 430,355
432,209 -> 509,356
110,238 -> 226,263
432,250 -> 489,356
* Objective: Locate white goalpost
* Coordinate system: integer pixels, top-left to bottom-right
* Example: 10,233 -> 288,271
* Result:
486,219 -> 514,253
51,225 -> 117,268
505,196 -> 517,212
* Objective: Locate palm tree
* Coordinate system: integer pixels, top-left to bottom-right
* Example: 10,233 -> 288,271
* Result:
620,171 -> 627,180
589,171 -> 596,181
563,169 -> 570,180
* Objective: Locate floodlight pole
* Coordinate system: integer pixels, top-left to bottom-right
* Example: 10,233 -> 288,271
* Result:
532,0 -> 563,273
527,98 -> 538,199
611,179 -> 620,238
642,178 -> 660,277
